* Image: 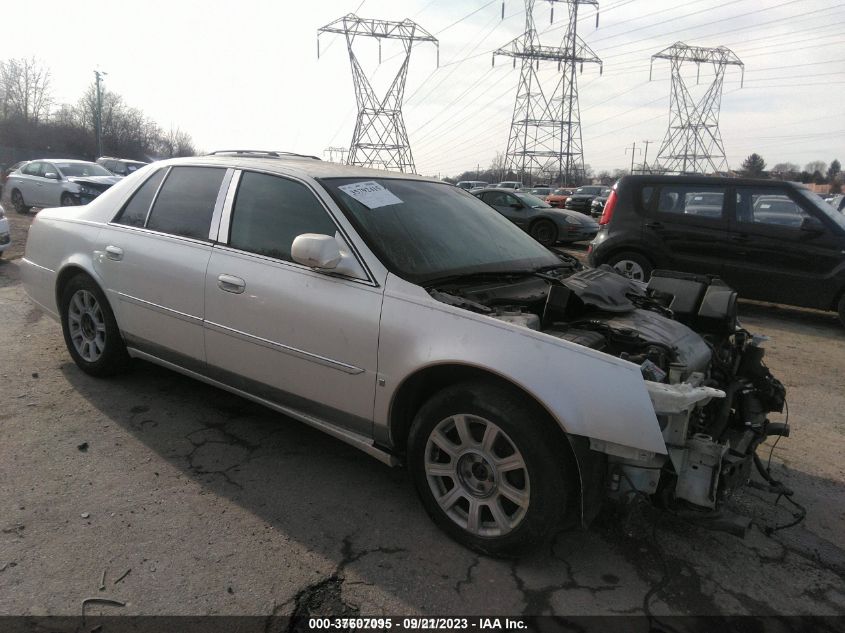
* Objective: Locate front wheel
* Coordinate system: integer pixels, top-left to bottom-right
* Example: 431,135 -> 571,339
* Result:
408,381 -> 572,556
11,189 -> 30,214
60,193 -> 79,206
530,219 -> 558,246
607,251 -> 653,282
60,274 -> 130,377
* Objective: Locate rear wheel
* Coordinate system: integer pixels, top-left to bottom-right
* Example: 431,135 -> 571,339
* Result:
607,251 -> 653,282
60,274 -> 130,377
408,381 -> 572,556
11,189 -> 30,214
530,219 -> 558,247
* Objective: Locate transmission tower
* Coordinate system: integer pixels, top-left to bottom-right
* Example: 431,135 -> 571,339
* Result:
324,146 -> 348,163
650,42 -> 744,175
318,14 -> 438,173
495,1 -> 601,186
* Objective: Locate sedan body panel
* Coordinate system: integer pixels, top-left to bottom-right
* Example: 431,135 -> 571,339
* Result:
374,274 -> 667,457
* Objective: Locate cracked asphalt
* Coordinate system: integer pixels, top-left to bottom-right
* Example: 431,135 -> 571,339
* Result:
1,211 -> 844,616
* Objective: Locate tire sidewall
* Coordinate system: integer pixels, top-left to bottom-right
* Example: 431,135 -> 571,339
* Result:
12,189 -> 27,214
408,382 -> 571,556
530,219 -> 558,247
60,274 -> 129,377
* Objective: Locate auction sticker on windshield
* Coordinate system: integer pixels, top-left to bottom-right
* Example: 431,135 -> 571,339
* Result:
338,181 -> 403,209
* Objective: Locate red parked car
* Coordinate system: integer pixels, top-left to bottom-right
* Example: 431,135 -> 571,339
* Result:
545,187 -> 574,208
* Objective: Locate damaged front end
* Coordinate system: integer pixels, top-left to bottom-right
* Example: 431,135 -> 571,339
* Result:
428,261 -> 787,530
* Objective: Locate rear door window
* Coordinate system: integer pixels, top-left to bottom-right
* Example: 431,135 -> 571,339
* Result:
228,171 -> 338,262
655,185 -> 727,219
146,167 -> 226,240
113,168 -> 167,227
23,162 -> 43,177
735,188 -> 809,228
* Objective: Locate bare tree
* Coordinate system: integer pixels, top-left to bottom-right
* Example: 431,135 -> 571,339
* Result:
804,160 -> 827,176
0,57 -> 52,122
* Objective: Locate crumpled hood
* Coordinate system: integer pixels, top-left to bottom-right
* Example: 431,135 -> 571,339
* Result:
68,176 -> 120,192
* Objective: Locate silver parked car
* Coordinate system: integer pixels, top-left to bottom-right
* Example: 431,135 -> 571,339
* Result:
21,153 -> 787,554
8,159 -> 120,212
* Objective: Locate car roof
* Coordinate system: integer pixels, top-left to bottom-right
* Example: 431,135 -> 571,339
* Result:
151,154 -> 436,183
33,158 -> 96,164
617,174 -> 809,189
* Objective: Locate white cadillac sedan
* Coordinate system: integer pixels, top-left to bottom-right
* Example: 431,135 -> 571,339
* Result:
21,152 -> 787,554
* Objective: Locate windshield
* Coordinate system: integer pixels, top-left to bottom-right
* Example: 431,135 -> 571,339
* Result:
321,178 -> 559,284
514,192 -> 551,208
797,188 -> 845,231
56,162 -> 113,177
552,189 -> 570,195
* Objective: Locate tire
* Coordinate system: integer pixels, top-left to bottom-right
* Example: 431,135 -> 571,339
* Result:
838,293 -> 845,328
529,219 -> 558,247
60,193 -> 79,206
607,251 -> 653,282
11,189 -> 30,214
407,381 -> 573,556
59,274 -> 131,377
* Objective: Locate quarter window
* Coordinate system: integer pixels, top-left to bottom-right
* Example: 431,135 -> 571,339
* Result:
735,188 -> 809,228
656,185 -> 726,218
146,167 -> 226,240
113,168 -> 167,227
228,172 -> 338,262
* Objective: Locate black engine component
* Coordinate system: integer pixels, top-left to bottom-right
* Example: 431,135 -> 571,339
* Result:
647,270 -> 738,335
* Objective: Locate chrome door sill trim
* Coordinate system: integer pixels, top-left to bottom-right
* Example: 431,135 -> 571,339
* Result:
117,292 -> 203,324
126,347 -> 397,467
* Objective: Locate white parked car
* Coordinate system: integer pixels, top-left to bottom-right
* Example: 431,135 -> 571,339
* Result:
0,203 -> 10,257
20,152 -> 787,554
8,159 -> 120,213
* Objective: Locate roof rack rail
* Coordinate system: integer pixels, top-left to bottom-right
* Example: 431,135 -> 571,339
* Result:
207,150 -> 322,160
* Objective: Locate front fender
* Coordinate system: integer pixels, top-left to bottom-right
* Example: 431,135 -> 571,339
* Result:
374,274 -> 667,458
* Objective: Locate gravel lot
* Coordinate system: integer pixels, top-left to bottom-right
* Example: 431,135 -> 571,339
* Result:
1,212 -> 844,617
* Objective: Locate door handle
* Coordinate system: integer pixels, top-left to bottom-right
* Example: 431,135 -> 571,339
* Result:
645,221 -> 662,229
105,245 -> 124,261
217,274 -> 245,294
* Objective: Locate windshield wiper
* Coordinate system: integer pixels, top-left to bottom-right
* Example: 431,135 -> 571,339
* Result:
421,270 -> 537,288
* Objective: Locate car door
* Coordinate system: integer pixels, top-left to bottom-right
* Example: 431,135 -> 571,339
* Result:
39,162 -> 65,207
203,170 -> 383,436
17,161 -> 45,205
723,186 -> 845,309
642,182 -> 730,276
483,191 -> 527,227
95,165 -> 230,364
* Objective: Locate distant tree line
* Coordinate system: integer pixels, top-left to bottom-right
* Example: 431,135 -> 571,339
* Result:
0,57 -> 197,164
741,153 -> 842,193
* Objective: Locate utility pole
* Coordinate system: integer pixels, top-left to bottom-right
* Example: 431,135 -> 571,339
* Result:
650,42 -> 743,175
323,146 -> 348,163
318,14 -> 438,173
641,139 -> 653,174
495,1 -> 602,187
626,142 -> 640,173
93,70 -> 107,159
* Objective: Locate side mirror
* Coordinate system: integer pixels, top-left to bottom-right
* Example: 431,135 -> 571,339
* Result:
44,172 -> 59,180
800,216 -> 824,233
291,233 -> 367,280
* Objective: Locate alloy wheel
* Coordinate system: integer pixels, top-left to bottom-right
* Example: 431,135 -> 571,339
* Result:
67,289 -> 107,362
612,259 -> 645,281
424,414 -> 530,537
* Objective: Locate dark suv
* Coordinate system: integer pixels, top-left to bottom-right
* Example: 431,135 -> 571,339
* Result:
588,175 -> 845,325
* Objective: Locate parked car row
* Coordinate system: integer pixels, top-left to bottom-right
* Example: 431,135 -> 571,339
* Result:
21,152 -> 788,554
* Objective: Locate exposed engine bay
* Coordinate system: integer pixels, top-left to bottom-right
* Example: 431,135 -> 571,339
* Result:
427,258 -> 788,528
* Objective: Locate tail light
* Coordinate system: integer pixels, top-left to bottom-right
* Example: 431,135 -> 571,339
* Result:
598,189 -> 618,225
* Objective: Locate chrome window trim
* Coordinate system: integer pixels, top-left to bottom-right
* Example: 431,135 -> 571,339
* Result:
117,292 -> 203,324
215,167 -> 377,286
102,222 -> 217,248
216,169 -> 241,243
211,243 -> 378,288
208,168 -> 235,241
204,320 -> 364,375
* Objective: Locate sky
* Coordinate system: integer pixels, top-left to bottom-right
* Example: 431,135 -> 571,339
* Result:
1,0 -> 842,178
